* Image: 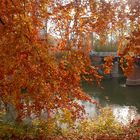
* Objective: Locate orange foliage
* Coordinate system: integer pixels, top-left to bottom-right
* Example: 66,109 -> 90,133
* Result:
0,0 -> 139,122
0,0 -> 115,121
117,0 -> 140,75
103,56 -> 114,75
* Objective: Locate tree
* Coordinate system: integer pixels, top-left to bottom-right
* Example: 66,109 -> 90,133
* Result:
0,0 -> 139,123
0,0 -> 116,122
116,0 -> 140,75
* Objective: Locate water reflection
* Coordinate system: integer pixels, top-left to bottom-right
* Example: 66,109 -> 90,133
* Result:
83,101 -> 138,124
113,105 -> 137,124
82,79 -> 140,124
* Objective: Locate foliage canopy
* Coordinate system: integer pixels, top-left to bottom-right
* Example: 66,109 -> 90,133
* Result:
0,0 -> 139,121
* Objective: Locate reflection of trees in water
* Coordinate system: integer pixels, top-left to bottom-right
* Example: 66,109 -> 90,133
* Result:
113,105 -> 138,124
83,100 -> 138,124
135,58 -> 140,67
83,79 -> 140,113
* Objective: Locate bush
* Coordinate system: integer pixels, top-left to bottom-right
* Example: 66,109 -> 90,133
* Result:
0,107 -> 139,140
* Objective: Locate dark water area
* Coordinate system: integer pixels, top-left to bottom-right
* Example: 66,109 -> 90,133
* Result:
82,78 -> 140,124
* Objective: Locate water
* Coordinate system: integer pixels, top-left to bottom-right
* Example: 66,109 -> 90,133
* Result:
82,78 -> 140,124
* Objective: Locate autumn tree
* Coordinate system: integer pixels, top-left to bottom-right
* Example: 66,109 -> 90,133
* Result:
112,0 -> 140,75
0,0 -> 129,123
0,0 -> 117,121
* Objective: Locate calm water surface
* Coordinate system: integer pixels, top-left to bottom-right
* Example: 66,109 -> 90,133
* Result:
82,78 -> 140,124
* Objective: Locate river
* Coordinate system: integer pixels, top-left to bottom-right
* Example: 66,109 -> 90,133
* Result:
82,78 -> 140,124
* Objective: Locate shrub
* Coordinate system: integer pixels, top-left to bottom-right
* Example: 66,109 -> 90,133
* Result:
0,107 -> 139,140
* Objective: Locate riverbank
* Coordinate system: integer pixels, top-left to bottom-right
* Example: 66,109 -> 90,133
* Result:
0,107 -> 139,140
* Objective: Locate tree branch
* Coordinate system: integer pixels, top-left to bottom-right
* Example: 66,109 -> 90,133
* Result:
0,18 -> 5,25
